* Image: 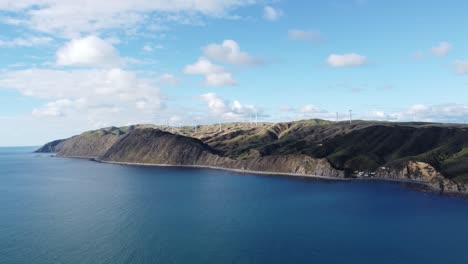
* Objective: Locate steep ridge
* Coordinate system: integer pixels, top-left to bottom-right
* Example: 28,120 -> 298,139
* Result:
37,125 -> 158,157
99,128 -> 344,178
100,129 -> 221,165
35,139 -> 65,153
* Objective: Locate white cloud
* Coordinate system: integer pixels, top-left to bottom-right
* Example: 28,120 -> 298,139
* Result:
327,53 -> 367,67
0,68 -> 164,125
143,44 -> 163,52
199,93 -> 257,119
0,36 -> 53,47
299,105 -> 322,113
263,6 -> 283,21
454,60 -> 468,75
413,42 -> 453,60
278,105 -> 296,112
0,0 -> 259,37
184,58 -> 224,75
199,93 -> 227,116
156,73 -> 179,85
143,45 -> 153,52
359,104 -> 468,123
431,42 -> 452,57
280,103 -> 468,124
184,57 -> 236,86
277,104 -> 333,120
288,29 -> 321,42
56,36 -> 121,67
398,104 -> 468,122
204,72 -> 237,87
203,40 -> 262,66
32,98 -> 85,117
360,110 -> 398,121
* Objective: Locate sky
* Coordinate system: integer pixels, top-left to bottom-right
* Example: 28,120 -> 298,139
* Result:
1,0 -> 468,146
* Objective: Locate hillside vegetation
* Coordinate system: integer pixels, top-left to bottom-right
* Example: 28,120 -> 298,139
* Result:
36,119 -> 468,193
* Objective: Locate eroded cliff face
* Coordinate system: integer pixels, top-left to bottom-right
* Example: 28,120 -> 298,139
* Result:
100,129 -> 221,165
46,127 -> 135,157
34,139 -> 64,153
55,134 -> 121,158
376,161 -> 468,194
216,155 -> 345,178
99,129 -> 345,178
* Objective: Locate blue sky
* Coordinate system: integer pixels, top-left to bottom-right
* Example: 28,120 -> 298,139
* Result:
1,0 -> 468,146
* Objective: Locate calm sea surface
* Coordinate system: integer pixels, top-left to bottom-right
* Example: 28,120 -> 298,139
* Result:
1,147 -> 468,264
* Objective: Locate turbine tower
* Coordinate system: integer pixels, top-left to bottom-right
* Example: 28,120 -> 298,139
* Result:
255,110 -> 258,127
349,110 -> 353,125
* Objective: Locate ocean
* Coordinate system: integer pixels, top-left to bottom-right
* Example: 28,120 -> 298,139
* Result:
1,147 -> 468,264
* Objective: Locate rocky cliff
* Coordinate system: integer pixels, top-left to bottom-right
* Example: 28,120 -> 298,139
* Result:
376,161 -> 468,194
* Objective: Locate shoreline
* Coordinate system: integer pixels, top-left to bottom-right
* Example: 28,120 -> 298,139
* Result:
52,155 -> 434,186
94,159 -> 350,181
91,159 -> 438,189
49,155 -> 468,196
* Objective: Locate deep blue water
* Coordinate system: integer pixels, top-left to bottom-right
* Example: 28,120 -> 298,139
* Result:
2,147 -> 468,264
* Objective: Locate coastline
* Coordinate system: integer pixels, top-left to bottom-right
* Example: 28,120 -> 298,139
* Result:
52,155 -> 436,185
94,159 -> 350,181
92,159 -> 440,190
49,155 -> 468,196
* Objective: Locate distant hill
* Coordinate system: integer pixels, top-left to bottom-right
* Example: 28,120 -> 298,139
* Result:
36,119 -> 468,195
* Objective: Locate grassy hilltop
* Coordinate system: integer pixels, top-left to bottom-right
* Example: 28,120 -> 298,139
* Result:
37,119 -> 468,192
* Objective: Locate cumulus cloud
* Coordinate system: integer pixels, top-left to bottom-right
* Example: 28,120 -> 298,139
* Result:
203,40 -> 262,66
184,57 -> 236,86
56,36 -> 121,67
288,29 -> 322,42
431,42 -> 452,57
32,99 -> 85,117
0,68 -> 164,125
199,93 -> 257,119
0,0 -> 259,36
454,60 -> 468,75
263,6 -> 283,21
327,53 -> 367,67
0,36 -> 53,47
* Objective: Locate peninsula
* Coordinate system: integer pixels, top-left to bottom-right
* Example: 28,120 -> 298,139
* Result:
36,119 -> 468,195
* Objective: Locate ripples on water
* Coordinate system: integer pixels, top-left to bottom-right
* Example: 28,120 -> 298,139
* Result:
1,147 -> 468,264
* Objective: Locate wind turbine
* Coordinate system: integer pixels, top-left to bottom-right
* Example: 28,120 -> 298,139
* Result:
349,110 -> 353,125
255,110 -> 258,127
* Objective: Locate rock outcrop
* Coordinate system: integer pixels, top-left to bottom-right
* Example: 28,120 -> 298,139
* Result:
34,139 -> 64,153
376,161 -> 468,194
